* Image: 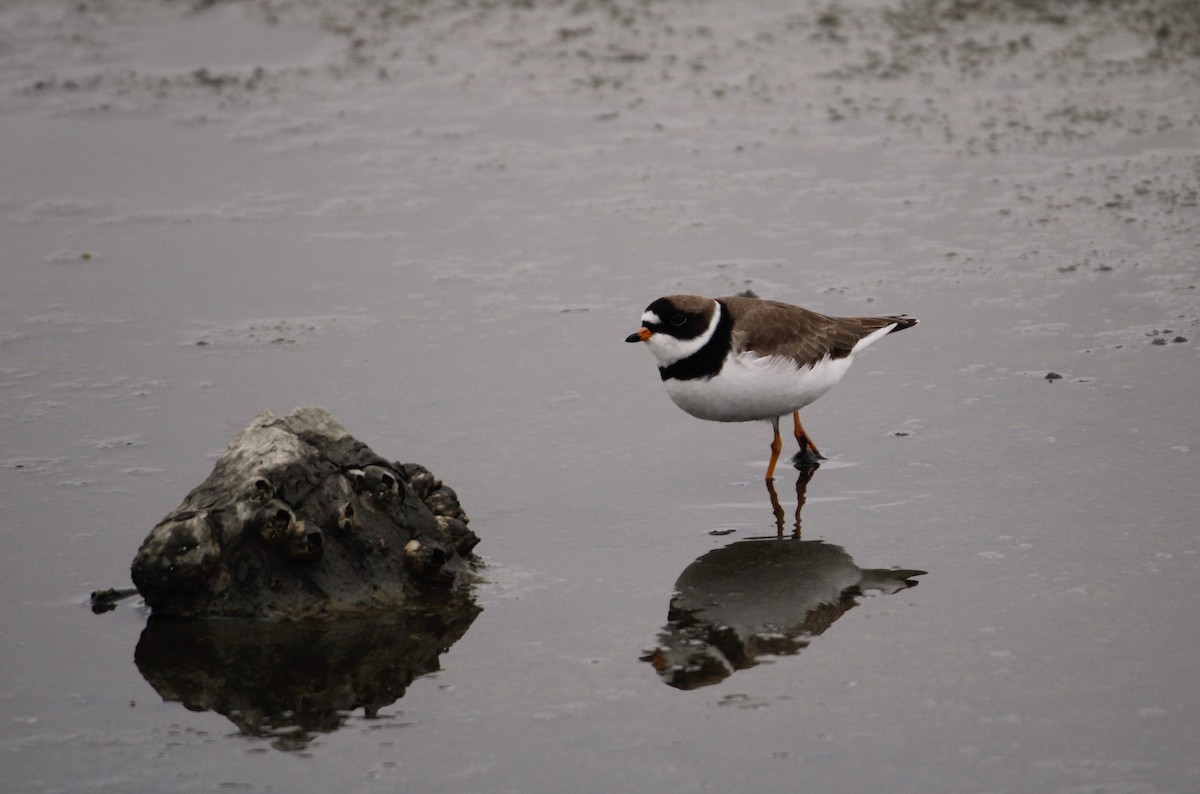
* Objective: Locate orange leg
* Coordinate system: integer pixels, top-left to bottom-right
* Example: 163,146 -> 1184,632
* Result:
765,418 -> 783,481
792,411 -> 822,457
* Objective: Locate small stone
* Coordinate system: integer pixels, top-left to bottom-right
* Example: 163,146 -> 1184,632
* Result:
1044,372 -> 1063,381
1151,338 -> 1167,345
1172,336 -> 1187,343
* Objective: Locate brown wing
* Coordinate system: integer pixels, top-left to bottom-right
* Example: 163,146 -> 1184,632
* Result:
721,296 -> 915,364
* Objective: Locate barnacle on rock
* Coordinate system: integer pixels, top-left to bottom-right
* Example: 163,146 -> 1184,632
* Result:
130,407 -> 479,619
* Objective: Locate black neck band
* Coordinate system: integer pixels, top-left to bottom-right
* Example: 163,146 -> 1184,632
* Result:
659,301 -> 732,382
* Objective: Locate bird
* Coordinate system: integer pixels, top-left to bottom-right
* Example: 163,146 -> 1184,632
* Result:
625,294 -> 917,480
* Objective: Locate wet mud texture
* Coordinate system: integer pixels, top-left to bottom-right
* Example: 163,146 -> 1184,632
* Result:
17,0 -> 1200,140
1,0 -> 1198,792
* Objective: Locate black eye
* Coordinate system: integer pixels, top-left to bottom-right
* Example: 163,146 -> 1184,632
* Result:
670,313 -> 687,327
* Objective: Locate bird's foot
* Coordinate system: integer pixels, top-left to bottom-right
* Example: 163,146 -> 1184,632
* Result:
789,448 -> 825,469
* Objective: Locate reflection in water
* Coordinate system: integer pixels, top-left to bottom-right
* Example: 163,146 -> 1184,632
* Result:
766,464 -> 818,538
646,469 -> 926,689
135,593 -> 480,750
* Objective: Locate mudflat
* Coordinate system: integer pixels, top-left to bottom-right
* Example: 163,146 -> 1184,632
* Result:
1,1 -> 1196,791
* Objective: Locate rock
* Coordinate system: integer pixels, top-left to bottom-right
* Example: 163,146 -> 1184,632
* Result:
130,407 -> 478,619
89,587 -> 138,614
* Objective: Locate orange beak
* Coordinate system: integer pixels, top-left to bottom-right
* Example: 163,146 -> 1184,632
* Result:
625,327 -> 651,343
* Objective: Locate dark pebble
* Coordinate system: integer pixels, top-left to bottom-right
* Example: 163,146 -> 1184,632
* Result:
1045,372 -> 1063,380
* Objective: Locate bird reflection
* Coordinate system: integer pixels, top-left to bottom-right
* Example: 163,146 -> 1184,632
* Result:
766,462 -> 818,538
645,467 -> 926,689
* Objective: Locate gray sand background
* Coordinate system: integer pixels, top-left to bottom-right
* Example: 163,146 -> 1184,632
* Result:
1,1 -> 1198,791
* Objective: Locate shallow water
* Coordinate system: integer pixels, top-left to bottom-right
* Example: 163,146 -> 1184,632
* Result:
2,0 -> 1198,791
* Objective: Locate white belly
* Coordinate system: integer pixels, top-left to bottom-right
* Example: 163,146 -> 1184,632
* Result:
664,351 -> 852,422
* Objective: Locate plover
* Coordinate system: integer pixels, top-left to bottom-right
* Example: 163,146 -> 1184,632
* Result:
626,294 -> 917,480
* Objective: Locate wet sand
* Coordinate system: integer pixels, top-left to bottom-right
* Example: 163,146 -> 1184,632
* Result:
1,0 -> 1198,791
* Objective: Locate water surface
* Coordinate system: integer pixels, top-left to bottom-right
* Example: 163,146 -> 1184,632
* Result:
2,1 -> 1198,791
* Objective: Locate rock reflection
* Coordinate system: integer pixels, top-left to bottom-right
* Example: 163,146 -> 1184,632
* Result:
645,470 -> 925,689
135,594 -> 480,750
